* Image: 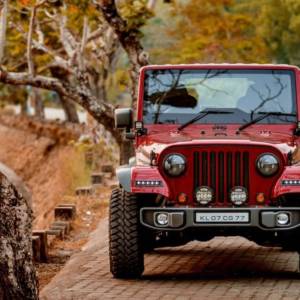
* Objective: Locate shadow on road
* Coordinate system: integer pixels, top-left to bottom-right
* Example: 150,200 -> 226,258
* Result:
142,241 -> 300,281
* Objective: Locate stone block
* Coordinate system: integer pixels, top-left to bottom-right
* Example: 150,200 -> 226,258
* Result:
32,230 -> 48,262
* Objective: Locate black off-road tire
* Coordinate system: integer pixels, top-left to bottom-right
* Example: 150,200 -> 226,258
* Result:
109,188 -> 144,278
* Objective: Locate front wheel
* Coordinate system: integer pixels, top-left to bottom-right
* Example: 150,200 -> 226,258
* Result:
109,188 -> 144,278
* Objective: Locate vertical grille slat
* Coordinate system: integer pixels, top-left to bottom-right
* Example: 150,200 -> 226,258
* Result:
218,152 -> 224,203
235,152 -> 241,186
193,152 -> 199,191
202,152 -> 208,186
227,152 -> 232,201
210,152 -> 216,201
243,152 -> 249,190
193,149 -> 250,206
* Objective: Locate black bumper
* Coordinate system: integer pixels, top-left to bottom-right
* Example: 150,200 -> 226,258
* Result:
140,207 -> 300,231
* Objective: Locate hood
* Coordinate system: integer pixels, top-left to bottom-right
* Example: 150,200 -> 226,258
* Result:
136,124 -> 297,165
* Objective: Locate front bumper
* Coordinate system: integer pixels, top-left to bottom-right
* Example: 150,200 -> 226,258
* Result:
140,207 -> 300,231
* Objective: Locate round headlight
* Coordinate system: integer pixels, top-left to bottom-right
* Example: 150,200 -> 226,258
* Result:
195,186 -> 213,205
163,154 -> 186,177
230,186 -> 247,206
257,153 -> 279,176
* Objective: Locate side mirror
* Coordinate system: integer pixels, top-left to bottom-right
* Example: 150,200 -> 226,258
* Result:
114,108 -> 133,129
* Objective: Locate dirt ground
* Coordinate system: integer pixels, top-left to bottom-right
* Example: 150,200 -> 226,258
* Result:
0,114 -> 115,288
0,123 -> 77,228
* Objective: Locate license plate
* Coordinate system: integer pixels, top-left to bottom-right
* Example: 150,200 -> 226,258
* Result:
195,212 -> 249,223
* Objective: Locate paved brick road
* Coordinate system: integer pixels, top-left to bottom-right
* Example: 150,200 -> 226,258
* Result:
41,218 -> 300,300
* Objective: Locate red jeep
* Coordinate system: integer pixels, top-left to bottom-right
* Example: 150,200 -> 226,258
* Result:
110,64 -> 300,278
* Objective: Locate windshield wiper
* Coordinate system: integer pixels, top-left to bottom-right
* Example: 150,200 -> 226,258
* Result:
238,112 -> 296,132
177,109 -> 233,131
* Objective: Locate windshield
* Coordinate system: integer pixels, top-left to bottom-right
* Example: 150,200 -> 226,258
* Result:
143,69 -> 297,125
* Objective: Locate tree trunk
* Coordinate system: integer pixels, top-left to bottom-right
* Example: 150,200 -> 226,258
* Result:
119,139 -> 135,165
21,98 -> 28,115
30,88 -> 44,119
0,0 -> 8,64
60,95 -> 79,123
0,166 -> 38,300
49,67 -> 79,123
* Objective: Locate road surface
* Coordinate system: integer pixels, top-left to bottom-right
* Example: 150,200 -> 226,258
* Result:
41,218 -> 300,300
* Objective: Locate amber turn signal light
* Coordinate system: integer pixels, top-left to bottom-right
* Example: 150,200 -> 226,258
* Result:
178,193 -> 188,204
256,193 -> 265,204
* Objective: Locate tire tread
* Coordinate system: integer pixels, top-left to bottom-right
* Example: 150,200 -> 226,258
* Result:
109,188 -> 144,278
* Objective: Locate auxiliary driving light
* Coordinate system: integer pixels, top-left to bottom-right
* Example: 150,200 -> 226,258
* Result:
230,186 -> 247,206
135,121 -> 143,129
156,213 -> 169,226
276,213 -> 290,226
195,186 -> 213,205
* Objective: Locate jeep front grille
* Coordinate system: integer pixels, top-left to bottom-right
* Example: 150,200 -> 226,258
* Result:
193,151 -> 250,204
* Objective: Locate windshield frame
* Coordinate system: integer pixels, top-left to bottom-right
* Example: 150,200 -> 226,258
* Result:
137,65 -> 299,126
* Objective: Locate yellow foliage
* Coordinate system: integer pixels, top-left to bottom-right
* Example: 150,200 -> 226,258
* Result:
118,0 -> 153,31
257,0 -> 300,64
164,0 -> 270,64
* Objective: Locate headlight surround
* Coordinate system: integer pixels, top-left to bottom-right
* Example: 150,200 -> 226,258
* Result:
256,153 -> 279,176
163,153 -> 186,177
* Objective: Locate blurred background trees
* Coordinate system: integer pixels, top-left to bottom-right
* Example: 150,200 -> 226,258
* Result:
257,0 -> 300,65
147,0 -> 269,63
0,0 -> 152,162
0,0 -> 299,162
144,0 -> 300,66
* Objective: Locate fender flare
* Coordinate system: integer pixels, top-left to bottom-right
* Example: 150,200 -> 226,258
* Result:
116,165 -> 132,192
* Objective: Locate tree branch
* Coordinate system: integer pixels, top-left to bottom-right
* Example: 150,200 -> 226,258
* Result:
0,68 -> 121,141
36,18 -> 44,45
95,0 -> 149,104
10,20 -> 71,73
79,16 -> 88,71
80,16 -> 88,54
27,5 -> 37,76
59,5 -> 77,59
27,1 -> 47,75
147,0 -> 157,11
87,26 -> 105,43
0,0 -> 8,64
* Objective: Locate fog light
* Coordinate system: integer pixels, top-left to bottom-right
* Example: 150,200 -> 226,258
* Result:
195,186 -> 213,205
276,213 -> 289,226
230,186 -> 247,206
156,213 -> 168,226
